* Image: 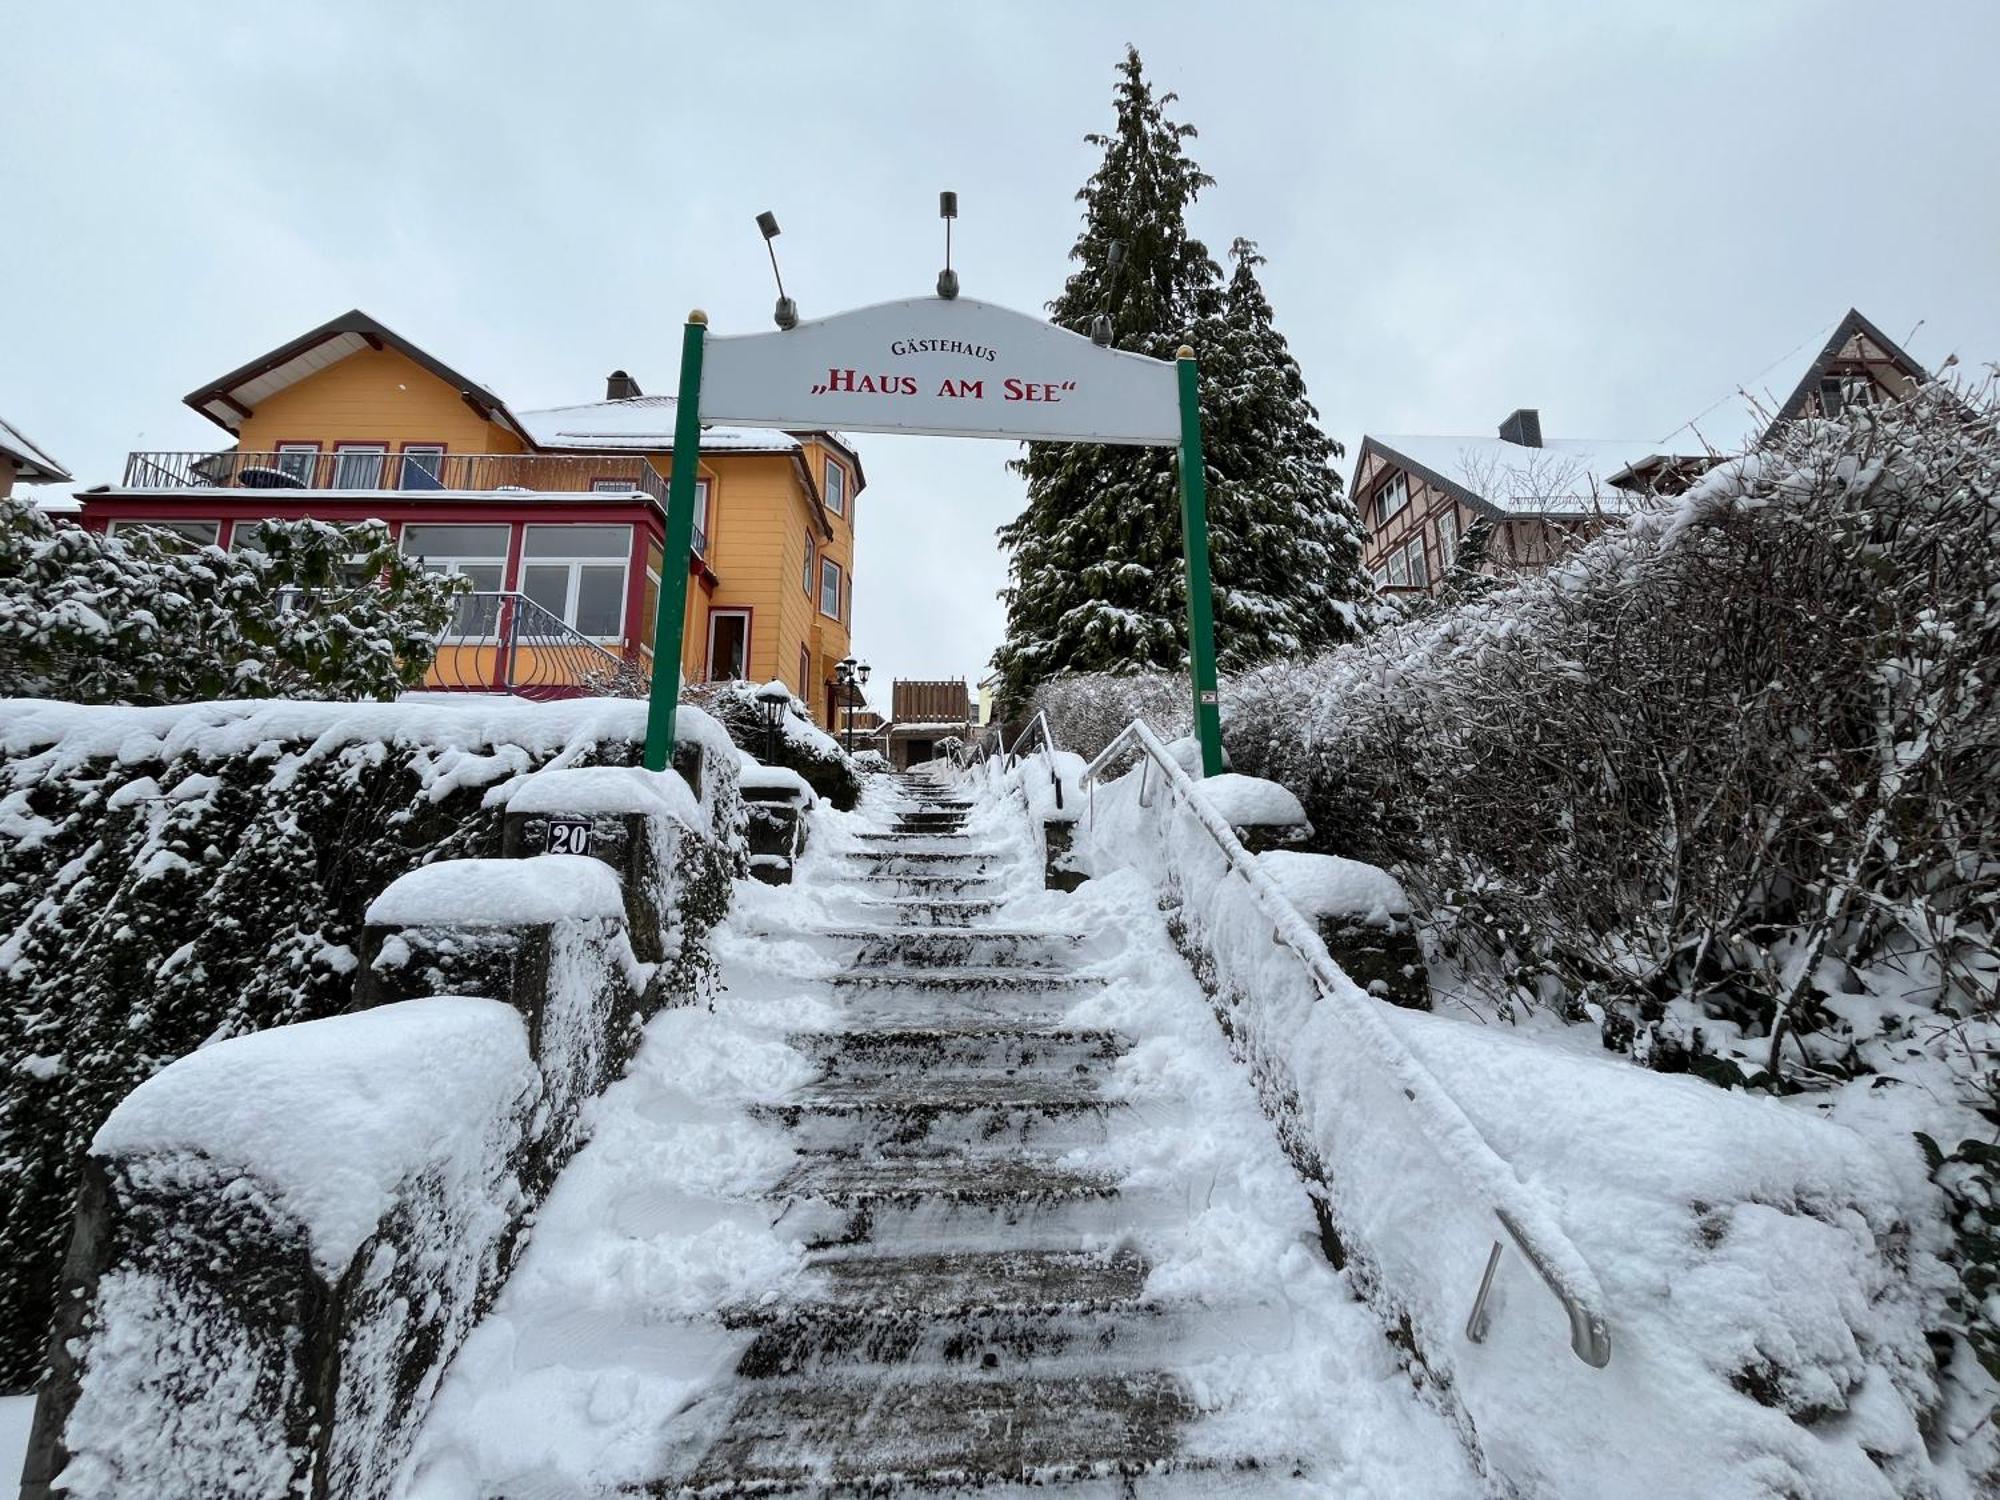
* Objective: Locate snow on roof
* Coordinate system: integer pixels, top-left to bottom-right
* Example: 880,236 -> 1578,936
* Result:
1372,434 -> 1682,516
516,395 -> 802,454
0,414 -> 72,483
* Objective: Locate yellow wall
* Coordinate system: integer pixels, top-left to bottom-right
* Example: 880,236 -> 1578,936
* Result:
236,348 -> 524,455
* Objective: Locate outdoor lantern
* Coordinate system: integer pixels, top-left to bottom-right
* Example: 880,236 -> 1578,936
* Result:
754,679 -> 791,763
757,211 -> 798,330
834,658 -> 870,754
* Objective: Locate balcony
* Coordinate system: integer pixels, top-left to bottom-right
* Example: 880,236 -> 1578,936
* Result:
120,449 -> 670,508
425,592 -> 649,701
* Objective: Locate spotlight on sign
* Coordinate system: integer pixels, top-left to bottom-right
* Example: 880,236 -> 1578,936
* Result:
936,190 -> 960,301
756,210 -> 799,331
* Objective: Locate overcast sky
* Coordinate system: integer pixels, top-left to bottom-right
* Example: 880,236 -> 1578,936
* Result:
5,2 -> 1997,710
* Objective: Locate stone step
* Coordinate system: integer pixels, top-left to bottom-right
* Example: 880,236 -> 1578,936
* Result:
777,1153 -> 1120,1212
855,830 -> 974,843
831,968 -> 1097,992
849,875 -> 1003,896
660,1370 -> 1200,1496
796,1024 -> 1122,1076
757,1246 -> 1151,1321
837,898 -> 1005,927
845,849 -> 998,868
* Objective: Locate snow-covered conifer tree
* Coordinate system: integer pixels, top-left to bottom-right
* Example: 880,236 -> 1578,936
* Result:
991,47 -> 1222,708
1194,238 -> 1372,666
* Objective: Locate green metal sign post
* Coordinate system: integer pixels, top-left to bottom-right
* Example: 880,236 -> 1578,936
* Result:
641,312 -> 709,772
1175,346 -> 1226,777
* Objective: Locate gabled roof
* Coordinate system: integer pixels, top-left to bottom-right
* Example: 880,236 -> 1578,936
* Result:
1762,307 -> 1928,429
518,395 -> 837,539
1358,433 -> 1686,520
183,309 -> 529,441
0,415 -> 71,484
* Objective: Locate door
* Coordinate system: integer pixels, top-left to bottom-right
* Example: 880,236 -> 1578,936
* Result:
706,609 -> 750,681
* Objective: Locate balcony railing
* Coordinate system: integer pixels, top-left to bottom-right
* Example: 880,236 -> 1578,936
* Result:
426,592 -> 650,702
121,450 -> 670,507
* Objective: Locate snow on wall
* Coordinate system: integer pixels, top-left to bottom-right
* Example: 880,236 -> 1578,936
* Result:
368,855 -> 627,929
56,998 -> 539,1500
1077,749 -> 1976,1499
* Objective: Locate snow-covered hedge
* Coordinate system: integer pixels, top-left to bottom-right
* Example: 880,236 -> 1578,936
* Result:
0,500 -> 460,704
683,678 -> 861,809
1224,379 -> 2000,1445
0,697 -> 735,1390
1082,748 -> 1989,1496
1027,669 -> 1194,761
19,715 -> 744,1498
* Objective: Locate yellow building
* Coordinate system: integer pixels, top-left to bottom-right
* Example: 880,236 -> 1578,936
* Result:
77,310 -> 864,725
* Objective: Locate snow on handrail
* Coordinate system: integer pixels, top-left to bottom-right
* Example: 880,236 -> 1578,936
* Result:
1082,717 -> 1612,1369
1002,710 -> 1064,810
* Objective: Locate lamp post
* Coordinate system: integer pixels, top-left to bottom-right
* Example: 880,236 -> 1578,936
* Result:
834,657 -> 870,755
753,679 -> 791,765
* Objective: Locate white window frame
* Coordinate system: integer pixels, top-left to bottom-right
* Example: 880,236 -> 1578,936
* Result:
1387,549 -> 1410,588
274,443 -> 321,486
824,457 -> 846,518
1437,507 -> 1458,564
706,607 -> 752,682
819,556 -> 842,619
399,445 -> 446,490
400,524 -> 513,640
1403,537 -> 1430,589
802,532 -> 816,596
519,524 -> 633,643
1375,473 -> 1408,525
332,443 -> 388,490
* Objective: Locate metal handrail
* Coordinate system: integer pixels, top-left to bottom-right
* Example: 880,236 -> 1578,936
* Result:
427,591 -> 648,701
118,449 -> 672,508
1003,709 -> 1065,811
1081,717 -> 1612,1368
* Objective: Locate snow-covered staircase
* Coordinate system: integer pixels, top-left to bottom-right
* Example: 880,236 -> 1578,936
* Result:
410,766 -> 1476,1497
651,771 -> 1241,1494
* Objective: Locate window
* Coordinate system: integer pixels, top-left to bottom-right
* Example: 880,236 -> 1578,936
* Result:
332,444 -> 388,490
819,556 -> 842,618
802,533 -> 816,596
824,458 -> 846,518
400,445 -> 446,491
274,444 -> 320,486
1374,473 -> 1408,525
1820,373 -> 1876,418
1387,549 -> 1409,588
1436,508 -> 1459,564
799,645 -> 811,698
690,479 -> 710,555
1369,567 -> 1389,588
520,524 -> 632,640
707,608 -> 750,681
401,523 -> 512,637
639,542 -> 663,657
1403,537 -> 1430,589
107,518 -> 220,548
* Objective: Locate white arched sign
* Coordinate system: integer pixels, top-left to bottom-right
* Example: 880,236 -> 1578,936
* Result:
642,293 -> 1224,779
699,297 -> 1180,446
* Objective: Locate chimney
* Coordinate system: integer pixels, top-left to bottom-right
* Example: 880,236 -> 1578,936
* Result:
605,369 -> 643,401
1498,408 -> 1542,447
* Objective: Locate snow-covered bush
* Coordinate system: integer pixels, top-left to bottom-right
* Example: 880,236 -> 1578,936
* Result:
0,698 -> 730,1389
0,500 -> 460,704
1028,669 -> 1194,760
684,677 -> 860,809
851,748 -> 892,775
1227,378 -> 2000,1411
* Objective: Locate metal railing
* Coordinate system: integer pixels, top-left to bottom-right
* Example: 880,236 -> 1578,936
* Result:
1004,710 -> 1065,810
426,591 -> 649,701
1082,717 -> 1612,1369
120,450 -> 671,507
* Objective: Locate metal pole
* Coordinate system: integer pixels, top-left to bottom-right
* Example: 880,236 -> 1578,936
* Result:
1174,345 -> 1225,777
642,312 -> 709,772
